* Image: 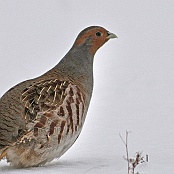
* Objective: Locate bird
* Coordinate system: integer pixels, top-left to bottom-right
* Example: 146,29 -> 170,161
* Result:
0,26 -> 117,168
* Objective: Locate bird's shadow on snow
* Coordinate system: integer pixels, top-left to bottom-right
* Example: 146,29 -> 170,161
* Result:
0,157 -> 109,173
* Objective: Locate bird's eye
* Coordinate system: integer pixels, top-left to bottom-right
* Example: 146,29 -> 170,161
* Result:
96,32 -> 102,37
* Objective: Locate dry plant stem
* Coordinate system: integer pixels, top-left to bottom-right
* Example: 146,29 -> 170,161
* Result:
120,131 -> 146,174
119,131 -> 130,174
125,131 -> 129,174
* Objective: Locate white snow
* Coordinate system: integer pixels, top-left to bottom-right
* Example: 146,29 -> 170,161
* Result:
0,1 -> 174,173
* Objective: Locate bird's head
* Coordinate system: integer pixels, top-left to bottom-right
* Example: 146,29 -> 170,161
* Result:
74,26 -> 117,55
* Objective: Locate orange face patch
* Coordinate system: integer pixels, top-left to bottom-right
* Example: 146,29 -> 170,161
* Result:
75,27 -> 109,55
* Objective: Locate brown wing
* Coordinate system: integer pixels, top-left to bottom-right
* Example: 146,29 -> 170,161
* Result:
20,79 -> 85,145
21,79 -> 70,121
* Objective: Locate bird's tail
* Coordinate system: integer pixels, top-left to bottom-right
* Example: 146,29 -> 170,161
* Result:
0,146 -> 9,160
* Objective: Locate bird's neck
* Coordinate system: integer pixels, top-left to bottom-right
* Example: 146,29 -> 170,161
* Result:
45,45 -> 94,98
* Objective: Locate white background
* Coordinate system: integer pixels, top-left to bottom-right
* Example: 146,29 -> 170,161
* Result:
0,1 -> 174,173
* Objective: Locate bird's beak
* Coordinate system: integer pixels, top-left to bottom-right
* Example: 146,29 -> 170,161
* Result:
107,31 -> 118,39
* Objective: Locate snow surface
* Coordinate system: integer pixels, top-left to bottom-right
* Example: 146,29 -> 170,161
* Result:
0,1 -> 174,173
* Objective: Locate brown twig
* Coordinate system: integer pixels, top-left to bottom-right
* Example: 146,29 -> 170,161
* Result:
119,131 -> 146,174
119,130 -> 130,173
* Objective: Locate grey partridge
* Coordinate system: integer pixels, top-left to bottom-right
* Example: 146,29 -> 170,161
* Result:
0,26 -> 117,167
